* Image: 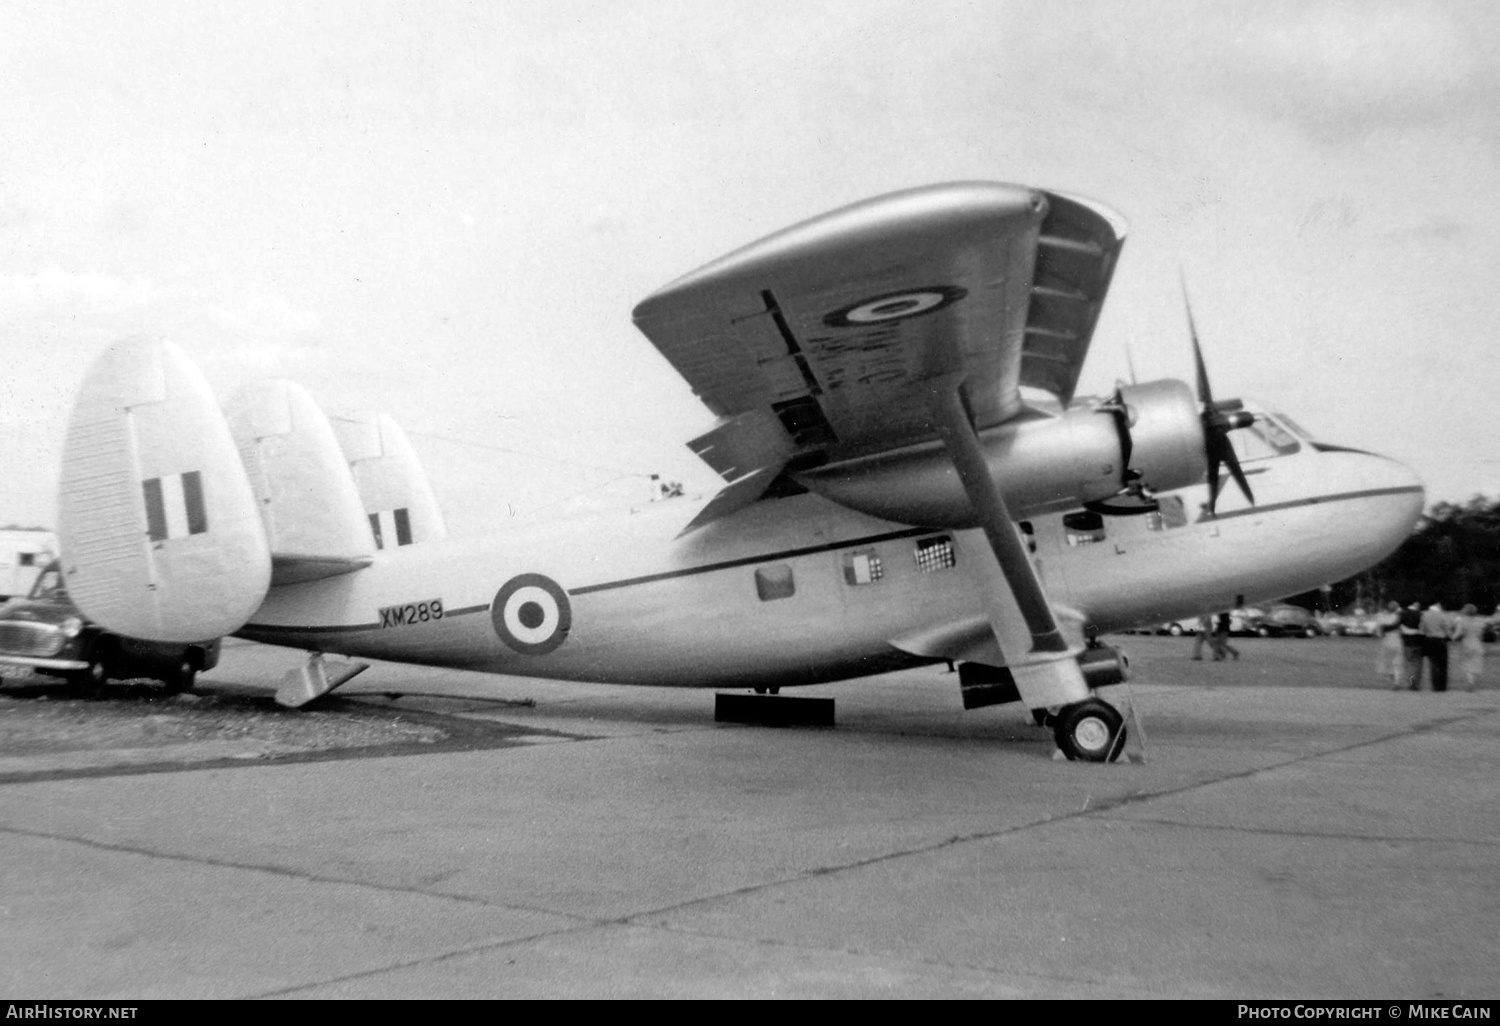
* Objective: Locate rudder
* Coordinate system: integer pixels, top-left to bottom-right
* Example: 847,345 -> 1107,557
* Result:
57,338 -> 271,642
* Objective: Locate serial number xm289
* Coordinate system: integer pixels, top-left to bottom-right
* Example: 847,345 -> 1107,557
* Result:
52,182 -> 1422,760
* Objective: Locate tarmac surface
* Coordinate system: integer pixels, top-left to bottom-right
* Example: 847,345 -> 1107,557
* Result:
1,634 -> 1497,999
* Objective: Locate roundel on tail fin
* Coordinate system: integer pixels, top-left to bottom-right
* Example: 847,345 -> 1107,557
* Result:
57,338 -> 271,643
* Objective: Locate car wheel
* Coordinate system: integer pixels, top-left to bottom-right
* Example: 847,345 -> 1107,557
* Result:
1256,626 -> 1272,638
68,652 -> 110,696
1167,623 -> 1184,637
163,656 -> 197,694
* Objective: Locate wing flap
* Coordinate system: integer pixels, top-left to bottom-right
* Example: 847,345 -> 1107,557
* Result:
1019,191 -> 1128,405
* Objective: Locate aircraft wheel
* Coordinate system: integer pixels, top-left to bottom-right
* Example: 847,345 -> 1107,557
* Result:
1053,699 -> 1126,763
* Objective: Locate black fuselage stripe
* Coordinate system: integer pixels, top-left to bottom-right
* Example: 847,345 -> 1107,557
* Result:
1202,485 -> 1423,523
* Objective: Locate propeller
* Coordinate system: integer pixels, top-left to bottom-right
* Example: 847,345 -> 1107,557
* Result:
1182,281 -> 1255,513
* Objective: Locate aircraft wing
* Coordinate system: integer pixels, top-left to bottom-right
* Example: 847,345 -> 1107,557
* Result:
632,182 -> 1126,514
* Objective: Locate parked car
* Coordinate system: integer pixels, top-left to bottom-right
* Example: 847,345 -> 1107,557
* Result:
1240,603 -> 1323,638
0,560 -> 220,693
1318,612 -> 1379,637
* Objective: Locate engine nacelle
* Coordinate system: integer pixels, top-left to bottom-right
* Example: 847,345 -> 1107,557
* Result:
798,378 -> 1204,526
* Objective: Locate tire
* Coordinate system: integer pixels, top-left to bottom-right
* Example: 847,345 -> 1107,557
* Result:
1032,707 -> 1059,728
1053,699 -> 1126,762
1257,626 -> 1272,638
1302,626 -> 1317,639
1167,623 -> 1184,637
68,652 -> 110,696
163,656 -> 197,695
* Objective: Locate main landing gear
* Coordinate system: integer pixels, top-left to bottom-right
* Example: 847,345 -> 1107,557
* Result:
1049,698 -> 1127,762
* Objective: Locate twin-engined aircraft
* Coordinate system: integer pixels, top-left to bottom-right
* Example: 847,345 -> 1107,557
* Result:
53,182 -> 1424,760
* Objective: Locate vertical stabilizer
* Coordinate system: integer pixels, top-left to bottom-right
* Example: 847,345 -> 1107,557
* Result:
57,338 -> 271,642
227,380 -> 376,567
330,412 -> 447,548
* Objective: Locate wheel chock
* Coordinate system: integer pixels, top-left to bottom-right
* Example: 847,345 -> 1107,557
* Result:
715,692 -> 834,727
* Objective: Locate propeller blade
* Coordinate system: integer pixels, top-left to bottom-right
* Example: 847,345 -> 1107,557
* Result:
1183,275 -> 1255,514
1222,440 -> 1255,506
1182,274 -> 1214,406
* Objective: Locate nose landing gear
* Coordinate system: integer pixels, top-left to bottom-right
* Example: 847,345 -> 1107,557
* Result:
1052,698 -> 1127,762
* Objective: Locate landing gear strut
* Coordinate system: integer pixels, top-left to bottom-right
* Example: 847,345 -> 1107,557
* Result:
1052,698 -> 1126,762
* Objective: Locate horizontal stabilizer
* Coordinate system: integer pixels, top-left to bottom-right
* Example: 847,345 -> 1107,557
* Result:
227,380 -> 376,572
270,554 -> 374,586
57,338 -> 271,642
330,412 -> 446,549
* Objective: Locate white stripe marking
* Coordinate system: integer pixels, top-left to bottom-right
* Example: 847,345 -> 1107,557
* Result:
161,472 -> 190,540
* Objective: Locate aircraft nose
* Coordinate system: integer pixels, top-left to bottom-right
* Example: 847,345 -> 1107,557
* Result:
1362,452 -> 1426,556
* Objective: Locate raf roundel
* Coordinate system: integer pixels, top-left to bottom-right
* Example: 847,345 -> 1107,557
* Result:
823,285 -> 967,328
491,573 -> 572,655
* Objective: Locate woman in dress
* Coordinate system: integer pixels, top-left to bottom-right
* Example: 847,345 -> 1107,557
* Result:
1454,604 -> 1489,691
1375,600 -> 1403,688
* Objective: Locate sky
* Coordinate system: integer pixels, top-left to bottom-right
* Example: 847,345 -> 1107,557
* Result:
3,0 -> 1498,537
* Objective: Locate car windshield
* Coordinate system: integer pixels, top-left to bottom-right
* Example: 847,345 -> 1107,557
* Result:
28,562 -> 67,601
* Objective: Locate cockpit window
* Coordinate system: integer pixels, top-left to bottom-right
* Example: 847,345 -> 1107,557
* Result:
1229,416 -> 1301,462
28,563 -> 66,601
1273,413 -> 1312,439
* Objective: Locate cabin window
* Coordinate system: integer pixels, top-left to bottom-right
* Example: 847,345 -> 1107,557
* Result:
1020,520 -> 1036,553
754,564 -> 796,601
18,553 -> 33,567
1146,495 -> 1188,532
1062,511 -> 1106,546
843,549 -> 884,585
914,535 -> 956,572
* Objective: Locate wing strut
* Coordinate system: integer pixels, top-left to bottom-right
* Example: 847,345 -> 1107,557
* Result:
924,375 -> 1092,709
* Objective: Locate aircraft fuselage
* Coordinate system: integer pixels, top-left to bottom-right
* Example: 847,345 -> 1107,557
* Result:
238,432 -> 1424,691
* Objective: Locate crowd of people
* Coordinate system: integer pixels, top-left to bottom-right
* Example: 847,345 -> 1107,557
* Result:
1373,600 -> 1495,692
1184,601 -> 1494,692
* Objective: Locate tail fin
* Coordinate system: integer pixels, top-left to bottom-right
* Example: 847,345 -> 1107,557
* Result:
227,380 -> 378,584
330,412 -> 447,548
57,338 -> 271,642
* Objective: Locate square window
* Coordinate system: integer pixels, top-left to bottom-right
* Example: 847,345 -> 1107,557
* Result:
754,564 -> 796,601
843,549 -> 884,585
914,536 -> 956,572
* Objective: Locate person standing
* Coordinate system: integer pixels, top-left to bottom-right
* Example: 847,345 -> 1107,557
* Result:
1375,600 -> 1403,687
1191,613 -> 1213,660
1211,611 -> 1239,661
1419,602 -> 1457,692
1398,602 -> 1425,690
1453,604 -> 1489,692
